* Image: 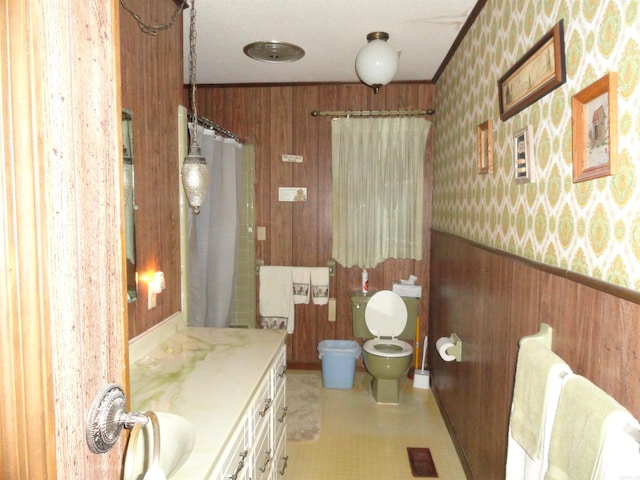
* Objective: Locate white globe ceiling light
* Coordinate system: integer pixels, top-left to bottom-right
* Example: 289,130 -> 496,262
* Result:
355,32 -> 399,94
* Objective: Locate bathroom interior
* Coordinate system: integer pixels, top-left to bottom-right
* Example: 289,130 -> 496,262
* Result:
4,0 -> 640,479
123,0 -> 640,478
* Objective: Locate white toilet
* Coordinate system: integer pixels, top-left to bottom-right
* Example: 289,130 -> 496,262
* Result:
352,290 -> 416,404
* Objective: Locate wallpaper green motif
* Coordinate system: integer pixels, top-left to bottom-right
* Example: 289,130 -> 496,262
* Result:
433,0 -> 640,290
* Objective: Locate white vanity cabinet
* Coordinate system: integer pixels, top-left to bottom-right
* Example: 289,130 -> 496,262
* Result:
271,347 -> 288,479
206,336 -> 288,480
252,374 -> 273,479
250,341 -> 288,480
129,323 -> 288,480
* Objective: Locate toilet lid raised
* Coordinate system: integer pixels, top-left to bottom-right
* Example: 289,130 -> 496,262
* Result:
364,290 -> 407,338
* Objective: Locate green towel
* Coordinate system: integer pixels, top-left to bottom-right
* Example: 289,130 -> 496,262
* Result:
545,375 -> 630,480
510,340 -> 570,459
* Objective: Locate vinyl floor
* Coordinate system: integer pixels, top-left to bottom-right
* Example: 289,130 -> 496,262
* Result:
285,370 -> 467,479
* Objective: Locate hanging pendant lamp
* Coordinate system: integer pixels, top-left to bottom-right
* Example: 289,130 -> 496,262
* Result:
182,0 -> 208,214
355,32 -> 399,94
182,141 -> 208,214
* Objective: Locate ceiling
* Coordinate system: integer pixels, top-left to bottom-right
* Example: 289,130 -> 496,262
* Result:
183,0 -> 480,86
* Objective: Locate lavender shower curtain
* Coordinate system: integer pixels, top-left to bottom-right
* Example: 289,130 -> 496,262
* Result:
188,125 -> 242,327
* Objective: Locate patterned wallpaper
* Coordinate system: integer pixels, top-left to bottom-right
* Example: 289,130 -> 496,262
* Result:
433,0 -> 640,290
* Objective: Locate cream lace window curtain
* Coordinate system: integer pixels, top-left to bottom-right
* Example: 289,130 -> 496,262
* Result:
331,117 -> 431,269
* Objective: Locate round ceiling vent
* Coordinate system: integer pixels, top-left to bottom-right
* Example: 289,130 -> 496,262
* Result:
243,41 -> 305,63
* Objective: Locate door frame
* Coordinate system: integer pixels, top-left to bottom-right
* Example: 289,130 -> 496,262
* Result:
1,1 -> 128,477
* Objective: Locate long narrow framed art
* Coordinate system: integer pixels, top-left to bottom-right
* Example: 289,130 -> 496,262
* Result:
498,21 -> 566,121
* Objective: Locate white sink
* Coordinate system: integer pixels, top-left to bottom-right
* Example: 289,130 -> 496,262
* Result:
124,412 -> 196,480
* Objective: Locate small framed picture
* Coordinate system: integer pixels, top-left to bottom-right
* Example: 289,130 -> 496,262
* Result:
477,119 -> 493,175
513,125 -> 534,184
572,72 -> 618,183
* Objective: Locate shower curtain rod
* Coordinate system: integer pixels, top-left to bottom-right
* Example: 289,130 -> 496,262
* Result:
188,111 -> 245,144
310,108 -> 435,118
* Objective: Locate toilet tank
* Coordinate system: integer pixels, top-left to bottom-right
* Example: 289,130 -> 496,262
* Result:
350,290 -> 419,339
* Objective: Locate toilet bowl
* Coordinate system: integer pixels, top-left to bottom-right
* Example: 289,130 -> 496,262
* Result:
357,290 -> 414,404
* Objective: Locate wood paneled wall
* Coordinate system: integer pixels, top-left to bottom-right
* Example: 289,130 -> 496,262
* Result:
120,0 -> 184,339
429,230 -> 640,480
194,83 -> 435,365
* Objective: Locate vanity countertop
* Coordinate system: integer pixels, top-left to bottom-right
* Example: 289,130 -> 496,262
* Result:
129,323 -> 287,479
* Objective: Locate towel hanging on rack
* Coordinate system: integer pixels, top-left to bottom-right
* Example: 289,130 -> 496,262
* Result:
546,375 -> 640,480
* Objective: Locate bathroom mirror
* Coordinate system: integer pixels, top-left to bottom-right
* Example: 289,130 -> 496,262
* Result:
123,109 -> 137,302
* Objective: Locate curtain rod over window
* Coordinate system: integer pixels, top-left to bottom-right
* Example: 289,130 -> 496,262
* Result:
310,108 -> 435,118
187,111 -> 245,144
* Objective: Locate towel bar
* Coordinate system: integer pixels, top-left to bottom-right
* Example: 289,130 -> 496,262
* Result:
624,424 -> 640,444
519,323 -> 552,349
255,260 -> 335,276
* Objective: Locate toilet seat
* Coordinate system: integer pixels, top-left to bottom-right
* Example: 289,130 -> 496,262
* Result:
363,290 -> 412,358
363,338 -> 413,357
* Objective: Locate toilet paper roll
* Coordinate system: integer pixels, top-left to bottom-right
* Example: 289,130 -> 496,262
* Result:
436,337 -> 456,362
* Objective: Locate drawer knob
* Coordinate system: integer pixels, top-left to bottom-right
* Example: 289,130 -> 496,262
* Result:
278,455 -> 289,476
226,449 -> 248,479
278,406 -> 288,423
259,449 -> 272,472
258,398 -> 272,417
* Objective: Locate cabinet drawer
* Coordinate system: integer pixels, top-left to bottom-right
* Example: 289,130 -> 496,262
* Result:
273,428 -> 288,479
252,423 -> 272,480
217,424 -> 248,480
273,346 -> 287,394
253,375 -> 272,434
274,385 -> 286,442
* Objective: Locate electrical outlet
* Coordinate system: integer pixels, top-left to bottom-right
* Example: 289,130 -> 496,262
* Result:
328,298 -> 336,322
148,291 -> 156,310
257,226 -> 266,241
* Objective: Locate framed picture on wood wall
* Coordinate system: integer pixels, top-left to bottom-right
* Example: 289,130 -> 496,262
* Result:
513,125 -> 534,184
572,72 -> 618,183
498,21 -> 566,121
477,119 -> 493,174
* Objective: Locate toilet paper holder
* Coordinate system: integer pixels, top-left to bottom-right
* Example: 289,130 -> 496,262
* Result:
447,333 -> 462,362
436,333 -> 462,362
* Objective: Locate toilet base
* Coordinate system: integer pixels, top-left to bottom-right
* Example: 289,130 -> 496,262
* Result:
370,377 -> 400,404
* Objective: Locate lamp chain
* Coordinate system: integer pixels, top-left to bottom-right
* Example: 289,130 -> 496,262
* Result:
120,0 -> 187,36
188,0 -> 198,127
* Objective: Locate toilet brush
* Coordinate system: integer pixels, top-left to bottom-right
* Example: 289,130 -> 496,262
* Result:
413,336 -> 430,389
420,336 -> 427,373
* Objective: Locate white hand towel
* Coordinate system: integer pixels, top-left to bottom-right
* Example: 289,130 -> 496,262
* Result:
291,267 -> 311,304
259,266 -> 295,333
310,267 -> 329,305
505,340 -> 572,480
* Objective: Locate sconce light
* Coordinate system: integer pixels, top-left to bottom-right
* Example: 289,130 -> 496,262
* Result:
146,271 -> 166,310
355,32 -> 399,94
181,0 -> 209,214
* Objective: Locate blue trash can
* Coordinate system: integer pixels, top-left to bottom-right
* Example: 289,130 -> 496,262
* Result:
317,340 -> 361,389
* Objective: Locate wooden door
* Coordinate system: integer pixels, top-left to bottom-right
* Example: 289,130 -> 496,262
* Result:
1,1 -> 128,478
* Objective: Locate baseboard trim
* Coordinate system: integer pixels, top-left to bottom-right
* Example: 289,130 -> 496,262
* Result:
431,375 -> 474,480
